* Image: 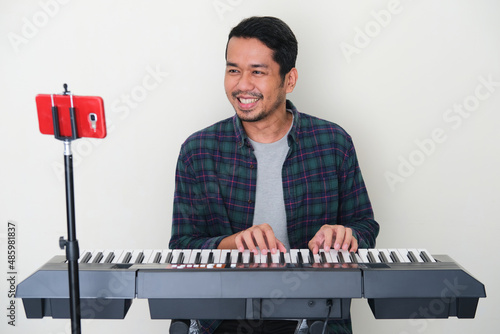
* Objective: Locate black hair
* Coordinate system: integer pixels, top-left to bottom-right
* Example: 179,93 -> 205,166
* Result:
226,16 -> 298,80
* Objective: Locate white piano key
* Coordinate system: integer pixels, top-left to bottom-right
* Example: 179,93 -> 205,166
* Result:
283,252 -> 291,264
271,251 -> 281,264
199,249 -> 212,264
357,249 -> 370,263
230,249 -> 240,265
170,249 -> 184,264
147,249 -> 163,263
329,249 -> 340,263
117,249 -> 134,263
397,249 -> 413,263
219,249 -> 231,264
299,249 -> 311,264
367,249 -> 381,263
289,249 -> 299,264
350,252 -> 362,263
340,250 -> 352,263
418,249 -> 436,262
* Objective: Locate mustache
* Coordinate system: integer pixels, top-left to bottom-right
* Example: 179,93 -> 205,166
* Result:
231,91 -> 263,99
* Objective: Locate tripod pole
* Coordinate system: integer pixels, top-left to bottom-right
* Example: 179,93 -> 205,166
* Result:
61,140 -> 82,334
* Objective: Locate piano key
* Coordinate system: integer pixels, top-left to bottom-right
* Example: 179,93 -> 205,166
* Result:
151,251 -> 162,264
299,249 -> 311,264
230,250 -> 240,265
320,249 -> 333,263
337,251 -> 346,264
283,252 -> 291,264
206,250 -> 214,264
119,250 -> 133,264
198,249 -> 212,264
289,249 -> 300,264
236,252 -> 243,265
279,252 -> 286,265
164,250 -> 173,264
367,249 -> 379,263
80,250 -> 92,264
329,250 -> 340,263
349,252 -> 360,264
418,249 -> 436,262
387,249 -> 403,263
357,249 -> 370,263
101,250 -> 115,263
377,249 -> 391,263
92,251 -> 104,264
187,250 -> 201,264
340,250 -> 352,263
408,249 -> 424,263
170,249 -> 184,265
319,250 -> 328,264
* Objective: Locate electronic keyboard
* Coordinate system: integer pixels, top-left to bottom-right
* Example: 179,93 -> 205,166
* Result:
16,248 -> 486,321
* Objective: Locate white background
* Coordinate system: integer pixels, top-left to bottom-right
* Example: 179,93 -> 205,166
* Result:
1,0 -> 498,333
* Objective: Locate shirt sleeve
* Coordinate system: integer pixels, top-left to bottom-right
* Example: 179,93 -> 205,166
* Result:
338,138 -> 379,248
169,149 -> 227,250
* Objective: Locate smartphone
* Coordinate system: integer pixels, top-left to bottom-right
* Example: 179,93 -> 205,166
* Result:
36,94 -> 107,139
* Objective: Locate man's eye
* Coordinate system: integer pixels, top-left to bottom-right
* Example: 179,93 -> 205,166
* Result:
227,69 -> 239,74
253,71 -> 263,75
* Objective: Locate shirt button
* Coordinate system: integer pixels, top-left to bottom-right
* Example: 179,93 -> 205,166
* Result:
250,164 -> 254,169
248,200 -> 253,204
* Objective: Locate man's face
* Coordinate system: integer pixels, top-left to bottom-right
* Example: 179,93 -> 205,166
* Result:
224,37 -> 292,123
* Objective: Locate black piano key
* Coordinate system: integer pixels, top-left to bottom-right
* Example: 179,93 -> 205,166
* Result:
153,252 -> 162,264
390,251 -> 400,263
420,251 -> 432,263
279,252 -> 285,265
165,251 -> 173,264
80,252 -> 92,263
236,252 -> 243,265
266,252 -> 272,265
92,252 -> 104,264
320,252 -> 327,264
337,251 -> 345,264
367,251 -> 377,263
224,252 -> 231,266
249,252 -> 255,264
104,252 -> 115,263
135,252 -> 145,264
207,251 -> 214,264
297,251 -> 304,265
407,251 -> 419,263
378,252 -> 389,263
194,251 -> 202,265
350,252 -> 358,264
122,252 -> 132,264
308,250 -> 314,264
176,252 -> 185,265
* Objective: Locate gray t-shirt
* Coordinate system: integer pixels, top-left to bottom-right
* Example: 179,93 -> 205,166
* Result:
248,126 -> 291,250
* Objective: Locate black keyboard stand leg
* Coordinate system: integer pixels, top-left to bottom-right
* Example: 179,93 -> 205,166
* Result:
169,319 -> 190,334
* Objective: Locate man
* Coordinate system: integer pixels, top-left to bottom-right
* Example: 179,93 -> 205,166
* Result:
170,16 -> 379,334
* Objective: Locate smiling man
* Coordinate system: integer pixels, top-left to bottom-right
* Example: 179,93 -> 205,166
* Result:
169,16 -> 379,334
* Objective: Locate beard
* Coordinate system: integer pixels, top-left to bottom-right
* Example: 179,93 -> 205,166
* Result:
232,90 -> 286,123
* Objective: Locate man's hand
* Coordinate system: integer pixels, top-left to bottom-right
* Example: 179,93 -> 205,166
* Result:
308,224 -> 358,254
218,223 -> 287,255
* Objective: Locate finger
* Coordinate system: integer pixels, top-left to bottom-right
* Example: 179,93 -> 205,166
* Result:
234,233 -> 245,252
276,239 -> 287,253
342,229 -> 352,251
242,230 -> 258,254
349,236 -> 359,253
333,225 -> 345,250
322,225 -> 334,252
308,238 -> 321,255
263,228 -> 278,254
251,227 -> 270,255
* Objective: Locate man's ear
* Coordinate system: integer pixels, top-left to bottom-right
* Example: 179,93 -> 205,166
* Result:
285,68 -> 298,94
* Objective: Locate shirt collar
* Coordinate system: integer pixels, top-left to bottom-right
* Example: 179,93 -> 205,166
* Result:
233,99 -> 300,148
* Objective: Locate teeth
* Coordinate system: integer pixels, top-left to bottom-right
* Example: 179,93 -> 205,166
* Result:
239,98 -> 258,104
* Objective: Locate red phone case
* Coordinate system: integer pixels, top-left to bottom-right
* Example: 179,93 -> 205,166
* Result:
36,94 -> 107,139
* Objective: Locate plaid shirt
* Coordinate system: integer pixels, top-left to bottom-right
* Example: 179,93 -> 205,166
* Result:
170,100 -> 379,333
